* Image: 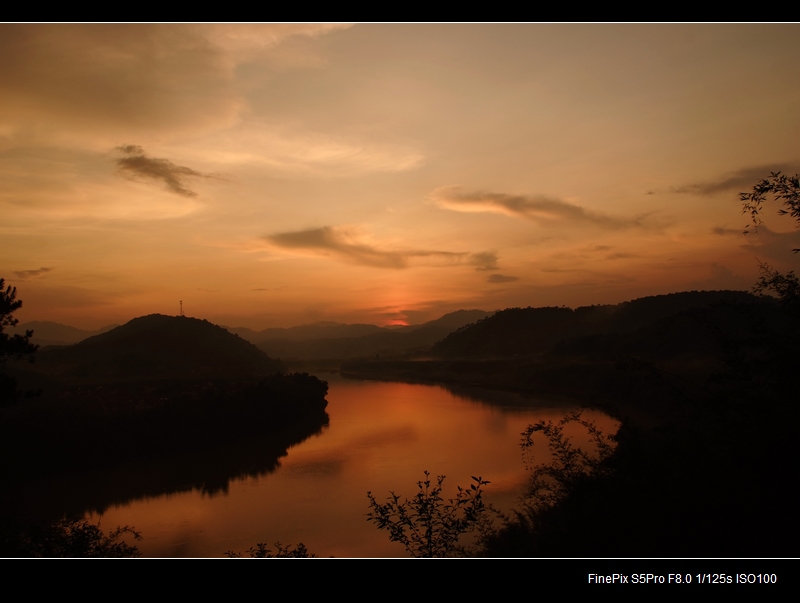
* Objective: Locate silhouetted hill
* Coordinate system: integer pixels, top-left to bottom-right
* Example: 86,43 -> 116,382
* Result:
34,314 -> 281,383
430,291 -> 769,359
344,291 -> 787,399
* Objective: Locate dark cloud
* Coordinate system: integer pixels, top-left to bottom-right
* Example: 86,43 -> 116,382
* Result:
487,274 -> 518,283
673,163 -> 800,196
468,252 -> 498,271
712,226 -> 743,236
432,186 -> 641,229
549,245 -> 638,262
739,225 -> 800,263
267,227 -> 408,268
114,145 -> 214,197
540,268 -> 585,273
13,267 -> 53,280
266,226 -> 496,271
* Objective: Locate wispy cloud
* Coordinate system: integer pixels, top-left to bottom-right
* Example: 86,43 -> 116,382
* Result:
712,227 -> 742,236
114,145 -> 217,197
13,266 -> 53,280
673,163 -> 800,196
487,274 -> 518,283
193,124 -> 426,176
265,226 -> 497,271
431,186 -> 641,229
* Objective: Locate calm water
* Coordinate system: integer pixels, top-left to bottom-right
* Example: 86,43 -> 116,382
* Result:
88,375 -> 616,557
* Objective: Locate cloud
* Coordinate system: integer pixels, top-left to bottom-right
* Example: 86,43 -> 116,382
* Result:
712,227 -> 743,236
267,227 -> 407,268
468,252 -> 498,271
114,145 -> 216,197
13,267 -> 53,280
265,226 -> 495,270
194,124 -> 426,175
0,24 -> 348,137
687,263 -> 751,292
431,186 -> 641,229
487,274 -> 518,284
673,163 -> 800,196
739,224 -> 800,263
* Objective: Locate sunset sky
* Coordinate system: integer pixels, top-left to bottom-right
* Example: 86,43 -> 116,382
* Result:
2,23 -> 800,329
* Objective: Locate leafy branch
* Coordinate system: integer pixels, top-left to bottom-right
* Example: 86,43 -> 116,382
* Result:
366,470 -> 490,558
19,516 -> 141,558
225,542 -> 314,558
520,412 -> 616,511
740,171 -> 800,252
752,260 -> 799,313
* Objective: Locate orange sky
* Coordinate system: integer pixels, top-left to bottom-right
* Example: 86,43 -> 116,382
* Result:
2,24 -> 799,329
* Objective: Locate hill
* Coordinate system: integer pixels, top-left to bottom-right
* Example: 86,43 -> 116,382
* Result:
430,290 -> 769,359
33,314 -> 281,383
342,290 -> 790,404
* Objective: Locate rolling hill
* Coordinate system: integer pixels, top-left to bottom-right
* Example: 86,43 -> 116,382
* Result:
34,314 -> 281,383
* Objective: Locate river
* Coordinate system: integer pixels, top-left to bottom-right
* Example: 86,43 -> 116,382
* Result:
86,374 -> 617,557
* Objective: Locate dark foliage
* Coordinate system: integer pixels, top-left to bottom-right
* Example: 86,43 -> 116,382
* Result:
2,516 -> 140,557
740,171 -> 800,251
0,372 -> 329,487
479,301 -> 800,557
225,542 -> 314,558
740,171 -> 800,309
520,413 -> 616,511
0,278 -> 38,406
753,261 -> 799,314
367,471 -> 490,558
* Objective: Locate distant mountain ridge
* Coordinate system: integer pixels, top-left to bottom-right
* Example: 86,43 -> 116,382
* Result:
227,309 -> 493,360
10,321 -> 118,347
226,322 -> 386,343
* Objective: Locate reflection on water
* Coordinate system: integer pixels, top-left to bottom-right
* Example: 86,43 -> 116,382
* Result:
88,375 -> 617,557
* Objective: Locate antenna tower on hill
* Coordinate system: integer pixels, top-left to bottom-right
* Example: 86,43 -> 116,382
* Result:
180,300 -> 184,317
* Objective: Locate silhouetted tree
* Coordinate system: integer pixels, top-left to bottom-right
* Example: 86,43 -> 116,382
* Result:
225,542 -> 314,558
14,516 -> 141,558
367,471 -> 490,558
520,412 -> 616,512
740,171 -> 800,250
753,261 -> 799,314
0,278 -> 38,406
740,173 -> 800,308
